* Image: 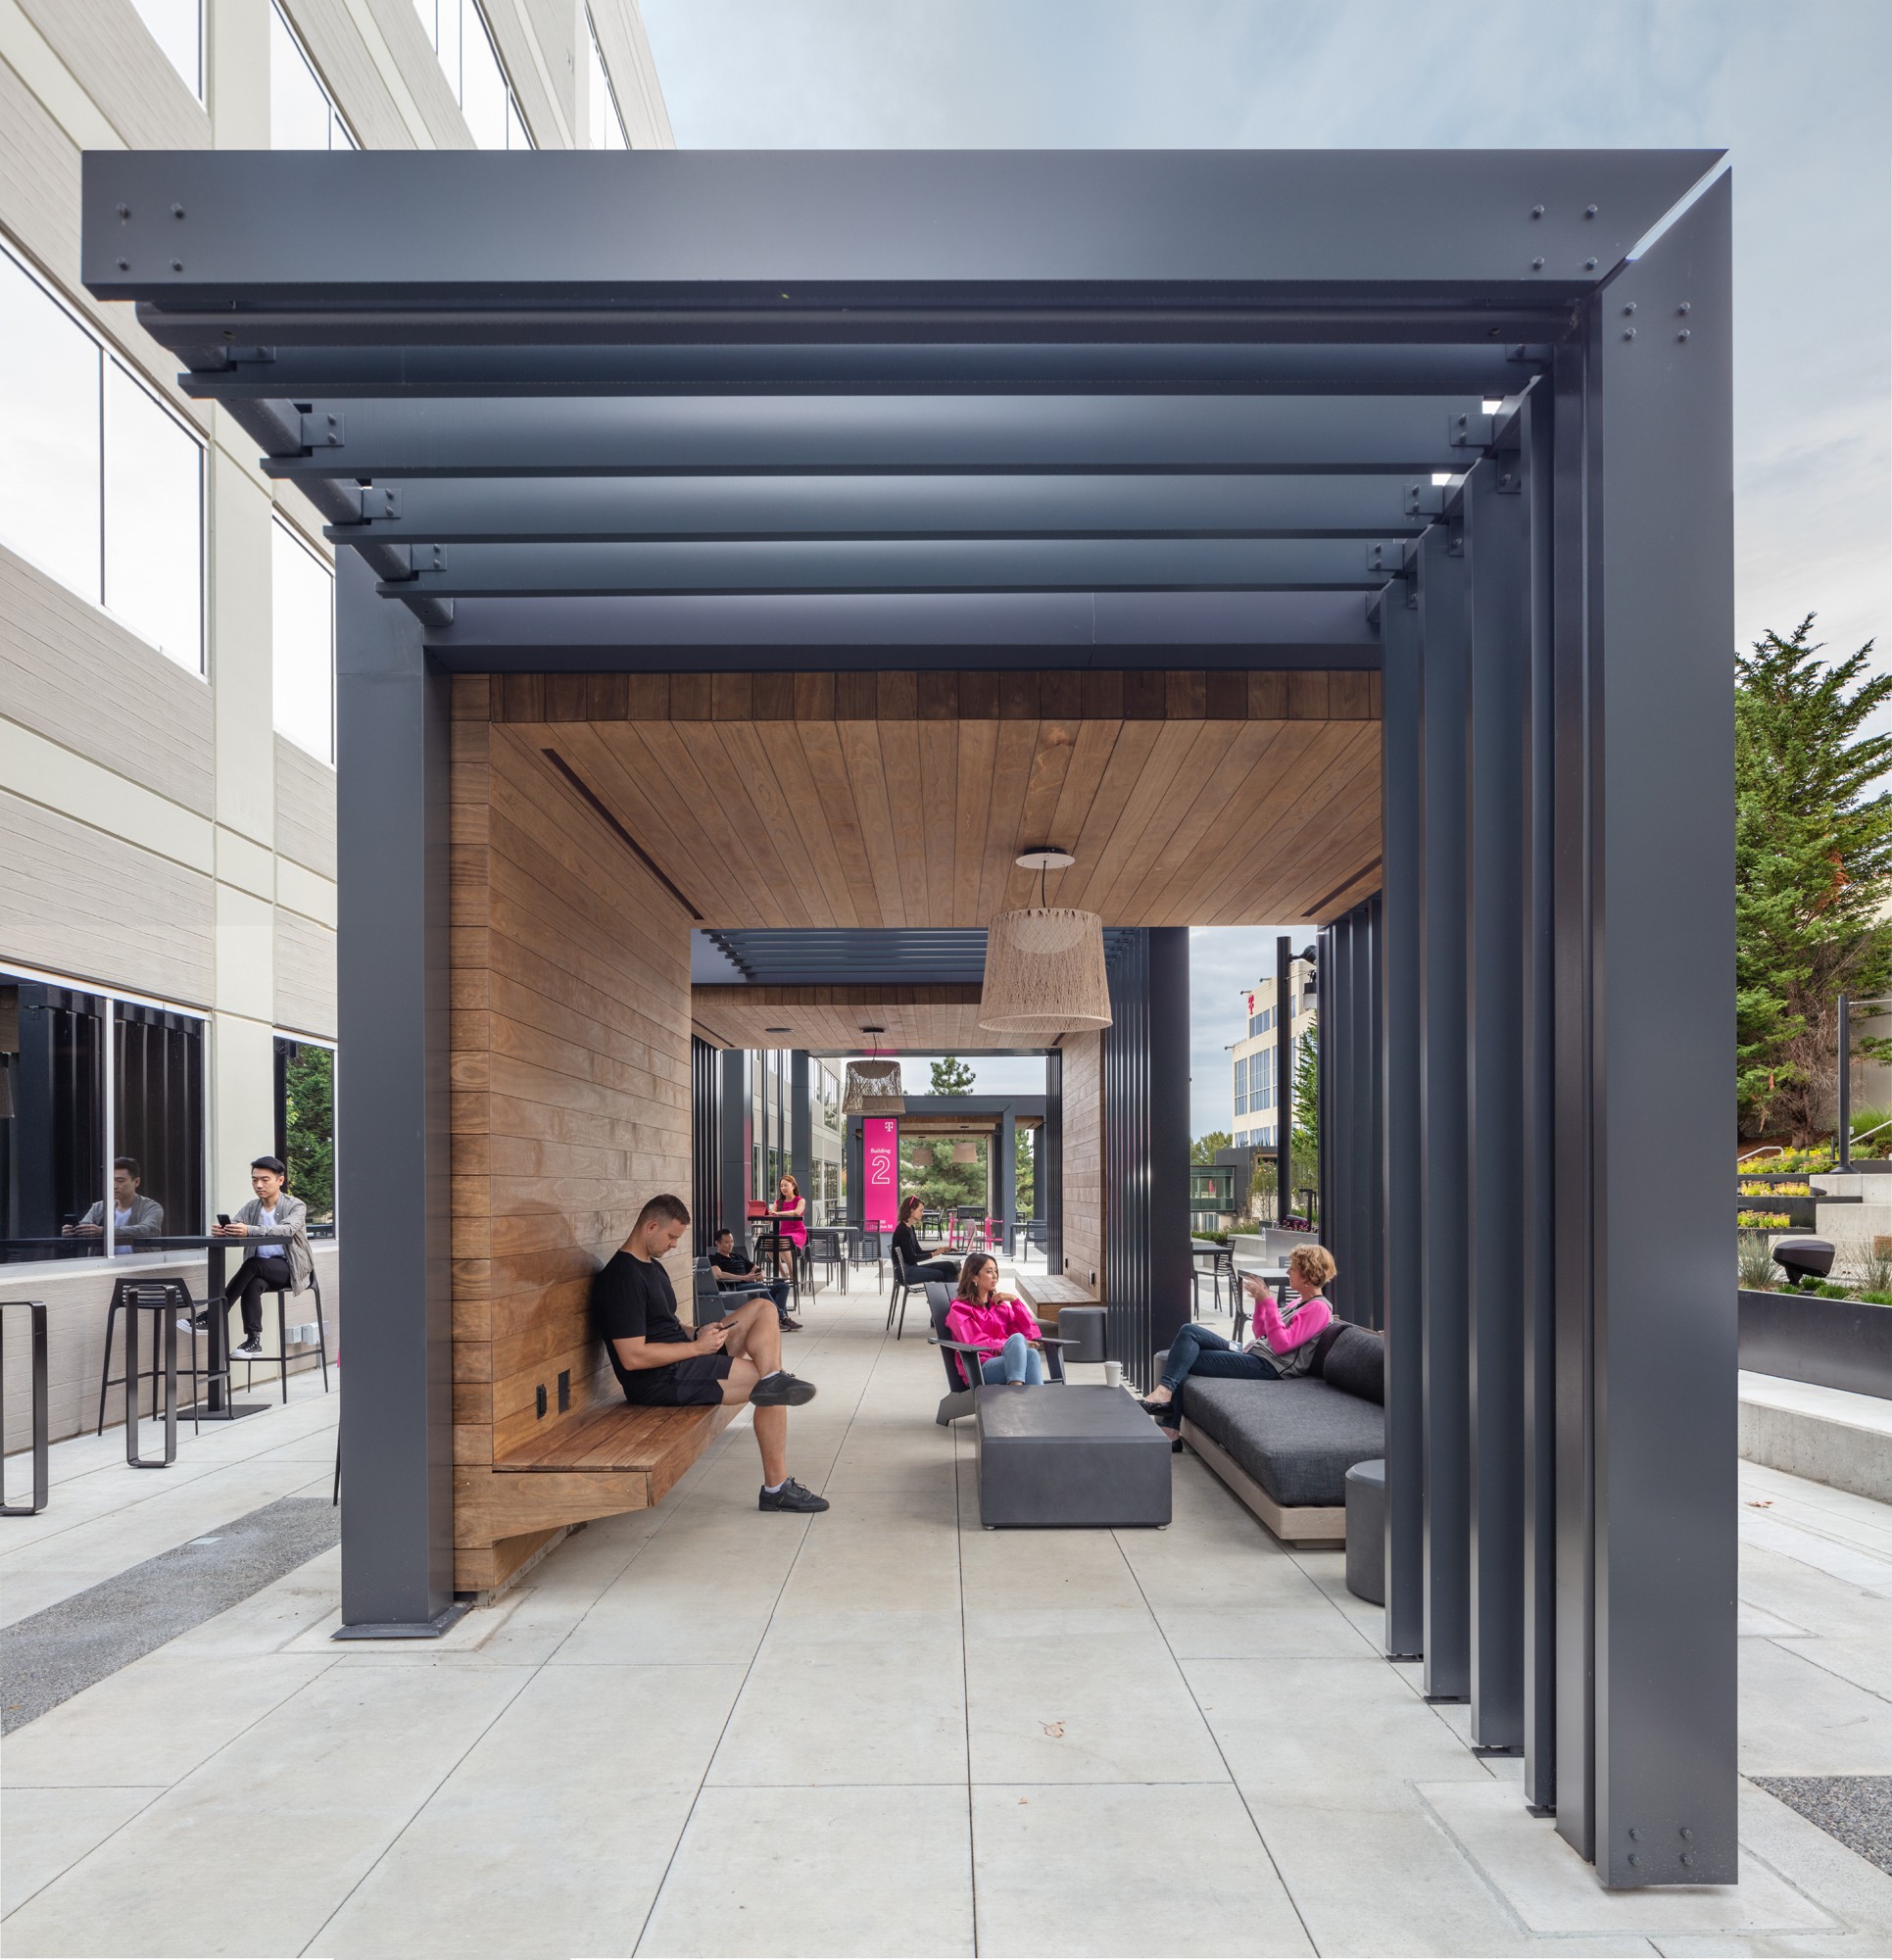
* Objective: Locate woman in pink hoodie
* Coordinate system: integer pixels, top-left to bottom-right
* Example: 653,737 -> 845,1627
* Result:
944,1252 -> 1046,1387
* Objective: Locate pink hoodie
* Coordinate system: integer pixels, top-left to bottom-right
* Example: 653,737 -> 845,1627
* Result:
944,1296 -> 1042,1383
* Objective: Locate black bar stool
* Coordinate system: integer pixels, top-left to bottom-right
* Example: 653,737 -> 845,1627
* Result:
1,1299 -> 49,1515
97,1274 -> 194,1441
234,1269 -> 330,1404
93,1279 -> 183,1467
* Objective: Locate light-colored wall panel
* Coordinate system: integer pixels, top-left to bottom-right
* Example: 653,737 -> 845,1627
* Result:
211,451 -> 276,845
17,0 -> 211,149
274,735 -> 337,878
273,906 -> 337,1038
1061,1032 -> 1102,1296
281,0 -> 421,149
361,0 -> 476,147
0,548 -> 215,816
484,0 -> 570,148
590,0 -> 673,148
0,788 -> 215,1004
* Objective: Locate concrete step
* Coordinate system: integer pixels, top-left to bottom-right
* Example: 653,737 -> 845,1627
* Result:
1738,1370 -> 1892,1504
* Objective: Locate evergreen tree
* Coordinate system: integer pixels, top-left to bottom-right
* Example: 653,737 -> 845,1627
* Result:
283,1045 -> 335,1223
929,1054 -> 976,1096
1190,1129 -> 1233,1165
1737,617 -> 1892,1143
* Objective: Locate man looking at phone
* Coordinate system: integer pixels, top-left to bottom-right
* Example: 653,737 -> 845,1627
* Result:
200,1156 -> 314,1359
594,1194 -> 829,1513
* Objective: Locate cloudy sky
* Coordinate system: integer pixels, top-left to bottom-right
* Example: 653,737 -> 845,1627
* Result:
646,1 -> 1892,1136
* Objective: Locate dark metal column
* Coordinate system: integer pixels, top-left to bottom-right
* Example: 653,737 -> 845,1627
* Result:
1275,934 -> 1293,1220
1043,1049 -> 1064,1272
691,1036 -> 724,1253
1380,588 -> 1426,1660
998,1102 -> 1017,1249
335,553 -> 456,1635
1465,454 -> 1529,1749
720,1049 -> 751,1238
790,1051 -> 812,1210
1147,927 -> 1192,1366
1417,516 -> 1472,1701
1587,175 -> 1737,1888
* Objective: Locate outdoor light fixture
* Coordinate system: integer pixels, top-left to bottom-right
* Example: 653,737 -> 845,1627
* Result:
979,848 -> 1113,1036
842,1027 -> 904,1115
951,1139 -> 978,1165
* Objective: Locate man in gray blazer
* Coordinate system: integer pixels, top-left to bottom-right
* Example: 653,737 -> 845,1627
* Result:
209,1155 -> 314,1359
66,1157 -> 165,1246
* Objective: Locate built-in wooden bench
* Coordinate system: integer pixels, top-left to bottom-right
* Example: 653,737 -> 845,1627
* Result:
1016,1274 -> 1098,1313
454,1396 -> 734,1595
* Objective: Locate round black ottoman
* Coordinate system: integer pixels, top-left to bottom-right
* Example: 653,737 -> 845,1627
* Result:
1344,1457 -> 1385,1604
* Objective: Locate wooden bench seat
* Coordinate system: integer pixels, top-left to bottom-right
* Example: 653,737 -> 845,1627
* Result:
455,1396 -> 734,1594
1016,1273 -> 1099,1313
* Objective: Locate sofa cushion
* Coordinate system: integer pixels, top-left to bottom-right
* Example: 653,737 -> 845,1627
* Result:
1179,1376 -> 1385,1509
1321,1323 -> 1384,1404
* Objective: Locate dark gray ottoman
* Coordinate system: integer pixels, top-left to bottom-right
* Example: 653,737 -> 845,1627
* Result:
975,1385 -> 1171,1527
1056,1305 -> 1107,1362
1345,1458 -> 1385,1603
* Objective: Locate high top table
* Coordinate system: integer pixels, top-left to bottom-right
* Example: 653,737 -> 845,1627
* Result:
103,1236 -> 272,1422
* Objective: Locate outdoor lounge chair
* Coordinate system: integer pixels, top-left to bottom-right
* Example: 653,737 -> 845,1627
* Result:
924,1279 -> 1075,1425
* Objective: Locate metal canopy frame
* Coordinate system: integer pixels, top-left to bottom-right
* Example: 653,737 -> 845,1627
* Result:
83,147 -> 1734,1890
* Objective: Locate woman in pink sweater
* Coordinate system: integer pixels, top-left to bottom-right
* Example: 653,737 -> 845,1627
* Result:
944,1252 -> 1046,1387
1140,1244 -> 1335,1415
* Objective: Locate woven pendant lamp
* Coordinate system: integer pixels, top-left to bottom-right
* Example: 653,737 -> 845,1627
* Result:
951,1139 -> 978,1165
842,1028 -> 905,1115
979,849 -> 1113,1036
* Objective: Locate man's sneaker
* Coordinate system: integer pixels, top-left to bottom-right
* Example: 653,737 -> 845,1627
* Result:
778,1315 -> 802,1333
231,1339 -> 263,1359
758,1478 -> 829,1513
175,1318 -> 196,1336
750,1370 -> 816,1407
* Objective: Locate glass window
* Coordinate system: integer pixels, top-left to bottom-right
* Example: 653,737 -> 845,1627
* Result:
115,1003 -> 204,1244
271,4 -> 356,149
127,0 -> 202,96
413,0 -> 533,149
275,1038 -> 336,1235
103,362 -> 204,671
272,518 -> 335,761
0,248 -> 102,604
586,10 -> 627,148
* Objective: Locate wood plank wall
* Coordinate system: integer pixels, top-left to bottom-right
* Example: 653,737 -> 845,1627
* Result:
1061,1032 -> 1103,1294
451,681 -> 694,1592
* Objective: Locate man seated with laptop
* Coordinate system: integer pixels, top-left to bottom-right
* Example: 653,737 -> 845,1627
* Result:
709,1225 -> 800,1332
594,1194 -> 828,1514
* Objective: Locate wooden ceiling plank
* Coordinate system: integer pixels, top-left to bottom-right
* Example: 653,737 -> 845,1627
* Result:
913,718 -> 964,924
707,720 -> 828,928
1082,719 -> 1229,921
836,716 -> 908,930
754,725 -> 864,933
951,717 -> 1001,927
979,716 -> 1047,923
1042,720 -> 1126,913
795,719 -> 880,930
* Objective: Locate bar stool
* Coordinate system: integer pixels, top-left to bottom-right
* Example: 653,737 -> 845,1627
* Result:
97,1274 -> 197,1439
94,1278 -> 184,1467
235,1269 -> 330,1404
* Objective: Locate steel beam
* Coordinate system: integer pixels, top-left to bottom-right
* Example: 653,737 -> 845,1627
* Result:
83,148 -> 1720,304
321,473 -> 1430,546
1464,452 -> 1529,1750
334,555 -> 458,1636
260,394 -> 1474,481
1416,517 -> 1472,1702
370,536 -> 1387,600
1380,583 -> 1425,1659
179,341 -> 1549,398
1587,172 -> 1736,1890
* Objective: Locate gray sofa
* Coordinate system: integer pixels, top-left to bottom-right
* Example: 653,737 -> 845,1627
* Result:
1167,1323 -> 1385,1544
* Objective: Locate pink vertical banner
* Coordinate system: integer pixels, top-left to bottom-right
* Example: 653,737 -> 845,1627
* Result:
862,1117 -> 899,1232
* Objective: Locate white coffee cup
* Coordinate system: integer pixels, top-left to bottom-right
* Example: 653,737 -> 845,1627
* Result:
1103,1359 -> 1124,1389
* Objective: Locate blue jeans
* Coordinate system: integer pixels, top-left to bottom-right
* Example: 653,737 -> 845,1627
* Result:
980,1332 -> 1045,1385
1159,1322 -> 1280,1396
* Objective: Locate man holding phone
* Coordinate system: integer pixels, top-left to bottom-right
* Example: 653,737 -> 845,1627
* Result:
594,1193 -> 829,1513
199,1155 -> 314,1359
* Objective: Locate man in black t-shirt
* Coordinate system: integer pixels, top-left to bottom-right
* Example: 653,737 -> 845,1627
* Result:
710,1227 -> 800,1331
593,1193 -> 828,1513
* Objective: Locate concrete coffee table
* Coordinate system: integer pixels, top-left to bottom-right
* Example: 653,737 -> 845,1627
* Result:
974,1385 -> 1172,1528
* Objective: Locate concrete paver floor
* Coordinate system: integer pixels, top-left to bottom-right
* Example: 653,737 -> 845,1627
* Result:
2,1280 -> 1890,1958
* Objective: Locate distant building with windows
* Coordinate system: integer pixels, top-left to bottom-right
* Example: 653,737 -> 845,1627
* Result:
0,0 -> 670,1446
1230,957 -> 1317,1150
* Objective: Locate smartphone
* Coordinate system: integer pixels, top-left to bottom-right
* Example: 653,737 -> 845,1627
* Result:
216,1213 -> 230,1227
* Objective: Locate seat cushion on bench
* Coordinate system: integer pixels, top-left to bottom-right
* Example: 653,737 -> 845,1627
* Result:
1178,1376 -> 1384,1509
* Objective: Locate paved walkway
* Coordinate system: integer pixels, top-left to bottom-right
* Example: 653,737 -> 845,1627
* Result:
2,1283 -> 1891,1957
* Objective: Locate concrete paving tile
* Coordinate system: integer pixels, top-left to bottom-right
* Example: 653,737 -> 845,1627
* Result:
1115,1529 -> 1334,1611
1741,1513 -> 1892,1593
970,1781 -> 1314,1956
1187,1655 -> 1488,1791
636,1783 -> 974,1957
771,1510 -> 962,1620
1738,1544 -> 1892,1642
0,1784 -> 166,1917
0,1651 -> 336,1789
1419,1780 -> 1838,1936
1767,1634 -> 1892,1701
1730,1777 -> 1892,1939
967,1625 -> 1226,1784
1152,1599 -> 1383,1660
1740,1641 -> 1892,1777
158,1546 -> 341,1658
0,1662 -> 530,1958
313,1663 -> 746,1960
958,1524 -> 1147,1613
707,1624 -> 967,1785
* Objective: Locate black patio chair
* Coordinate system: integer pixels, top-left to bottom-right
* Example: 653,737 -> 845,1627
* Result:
694,1253 -> 771,1327
923,1279 -> 1076,1425
887,1242 -> 919,1338
803,1227 -> 844,1293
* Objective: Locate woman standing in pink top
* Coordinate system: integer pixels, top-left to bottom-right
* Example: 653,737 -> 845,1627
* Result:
944,1251 -> 1046,1387
763,1173 -> 807,1284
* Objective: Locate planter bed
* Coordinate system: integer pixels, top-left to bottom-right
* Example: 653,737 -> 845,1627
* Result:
1738,1288 -> 1892,1400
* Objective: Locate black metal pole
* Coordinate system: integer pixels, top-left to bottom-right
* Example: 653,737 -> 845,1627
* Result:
1838,995 -> 1851,1170
1276,934 -> 1293,1227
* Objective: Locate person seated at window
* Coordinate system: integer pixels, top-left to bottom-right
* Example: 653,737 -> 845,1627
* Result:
944,1250 -> 1046,1388
710,1226 -> 800,1332
203,1155 -> 314,1358
596,1193 -> 828,1514
893,1195 -> 959,1285
1140,1244 -> 1335,1417
66,1157 -> 164,1247
760,1173 -> 806,1282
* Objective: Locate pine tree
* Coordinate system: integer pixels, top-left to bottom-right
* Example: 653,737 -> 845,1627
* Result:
1737,616 -> 1892,1143
929,1054 -> 976,1096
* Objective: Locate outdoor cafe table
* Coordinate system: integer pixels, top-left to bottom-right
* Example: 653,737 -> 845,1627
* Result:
1190,1240 -> 1236,1314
